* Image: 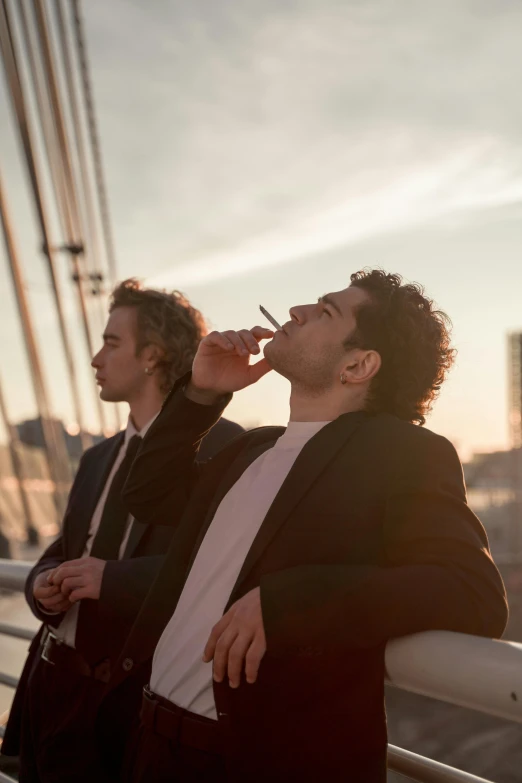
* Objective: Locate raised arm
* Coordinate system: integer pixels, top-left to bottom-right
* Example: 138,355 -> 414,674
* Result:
260,434 -> 508,654
123,326 -> 274,527
122,373 -> 233,527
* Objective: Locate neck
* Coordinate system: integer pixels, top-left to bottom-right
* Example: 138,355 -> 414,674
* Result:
288,385 -> 366,422
127,386 -> 165,432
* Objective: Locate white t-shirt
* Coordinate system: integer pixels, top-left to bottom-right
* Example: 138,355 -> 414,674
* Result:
151,420 -> 331,719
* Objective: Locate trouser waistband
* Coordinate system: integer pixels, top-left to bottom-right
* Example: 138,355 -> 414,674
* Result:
40,629 -> 111,683
140,687 -> 222,755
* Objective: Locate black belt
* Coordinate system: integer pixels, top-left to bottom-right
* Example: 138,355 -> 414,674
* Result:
40,630 -> 111,683
141,687 -> 222,755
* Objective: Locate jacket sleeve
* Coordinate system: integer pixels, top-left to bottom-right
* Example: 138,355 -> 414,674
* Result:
25,533 -> 66,625
123,373 -> 234,527
25,451 -> 91,625
260,433 -> 508,654
99,555 -> 165,623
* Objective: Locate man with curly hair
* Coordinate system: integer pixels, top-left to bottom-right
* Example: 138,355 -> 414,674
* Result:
121,269 -> 507,782
2,280 -> 243,782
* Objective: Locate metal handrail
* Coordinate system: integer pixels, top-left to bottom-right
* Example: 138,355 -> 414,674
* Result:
0,673 -> 19,689
387,745 -> 494,783
0,561 -> 33,696
0,622 -> 36,641
386,631 -> 522,724
0,560 -> 31,591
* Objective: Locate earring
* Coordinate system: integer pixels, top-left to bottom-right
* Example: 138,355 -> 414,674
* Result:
144,367 -> 153,376
340,373 -> 347,385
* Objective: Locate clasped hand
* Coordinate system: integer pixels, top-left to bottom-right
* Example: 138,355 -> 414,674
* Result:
33,556 -> 106,612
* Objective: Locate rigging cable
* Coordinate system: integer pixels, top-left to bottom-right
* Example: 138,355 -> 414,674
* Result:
72,0 -> 118,286
15,0 -> 92,450
1,0 -> 76,507
29,0 -> 108,433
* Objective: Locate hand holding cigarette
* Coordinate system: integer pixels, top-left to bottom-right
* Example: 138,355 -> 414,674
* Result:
187,325 -> 275,402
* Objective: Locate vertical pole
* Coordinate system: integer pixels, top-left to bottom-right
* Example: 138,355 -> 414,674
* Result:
0,374 -> 39,545
0,172 -> 70,518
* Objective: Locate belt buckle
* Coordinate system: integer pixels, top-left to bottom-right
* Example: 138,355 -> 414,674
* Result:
41,631 -> 61,665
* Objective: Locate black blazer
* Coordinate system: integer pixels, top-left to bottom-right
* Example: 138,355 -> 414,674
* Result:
1,416 -> 243,757
115,375 -> 508,782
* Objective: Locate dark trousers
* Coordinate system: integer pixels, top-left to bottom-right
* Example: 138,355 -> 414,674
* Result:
18,653 -> 146,783
127,690 -> 227,783
19,655 -> 111,783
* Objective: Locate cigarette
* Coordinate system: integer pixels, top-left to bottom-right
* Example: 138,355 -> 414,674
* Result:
259,305 -> 282,331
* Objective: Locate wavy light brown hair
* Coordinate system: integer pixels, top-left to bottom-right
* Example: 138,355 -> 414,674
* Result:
109,279 -> 207,394
346,269 -> 456,425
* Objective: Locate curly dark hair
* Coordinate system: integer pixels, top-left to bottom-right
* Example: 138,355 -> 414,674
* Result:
346,269 -> 456,425
109,279 -> 207,394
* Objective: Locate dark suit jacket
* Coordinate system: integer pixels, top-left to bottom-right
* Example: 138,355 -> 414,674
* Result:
114,374 -> 508,783
1,416 -> 243,757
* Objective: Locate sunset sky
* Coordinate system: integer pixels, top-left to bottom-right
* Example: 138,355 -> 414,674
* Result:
2,0 -> 522,460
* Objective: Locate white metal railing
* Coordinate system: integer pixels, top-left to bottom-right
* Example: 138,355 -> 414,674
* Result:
387,746 -> 494,783
0,560 -> 31,592
386,631 -> 522,724
0,558 -> 516,783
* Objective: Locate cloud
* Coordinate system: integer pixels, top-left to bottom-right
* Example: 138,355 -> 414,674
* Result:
72,0 -> 522,290
148,137 -> 522,288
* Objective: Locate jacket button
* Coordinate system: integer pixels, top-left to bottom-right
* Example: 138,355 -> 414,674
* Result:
122,657 -> 133,671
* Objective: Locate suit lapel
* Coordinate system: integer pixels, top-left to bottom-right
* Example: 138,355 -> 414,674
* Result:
70,433 -> 125,559
228,411 -> 368,605
186,437 -> 280,573
122,519 -> 147,558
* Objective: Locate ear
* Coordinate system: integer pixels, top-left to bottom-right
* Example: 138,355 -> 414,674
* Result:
140,343 -> 164,371
342,349 -> 381,386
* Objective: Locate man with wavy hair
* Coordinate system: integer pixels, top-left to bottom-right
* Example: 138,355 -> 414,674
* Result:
119,269 -> 508,782
117,269 -> 508,781
2,280 -> 243,782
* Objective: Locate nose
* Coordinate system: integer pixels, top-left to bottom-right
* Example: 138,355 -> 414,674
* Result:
91,350 -> 102,369
289,303 -> 314,325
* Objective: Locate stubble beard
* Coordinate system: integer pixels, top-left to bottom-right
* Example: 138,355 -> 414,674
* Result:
265,340 -> 340,396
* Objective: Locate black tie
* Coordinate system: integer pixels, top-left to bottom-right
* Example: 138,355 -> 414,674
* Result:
89,434 -> 142,560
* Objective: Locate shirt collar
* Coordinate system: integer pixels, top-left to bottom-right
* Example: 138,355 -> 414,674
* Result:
123,411 -> 159,446
274,420 -> 332,449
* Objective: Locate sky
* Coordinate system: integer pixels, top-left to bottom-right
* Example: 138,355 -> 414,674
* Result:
2,0 -> 522,459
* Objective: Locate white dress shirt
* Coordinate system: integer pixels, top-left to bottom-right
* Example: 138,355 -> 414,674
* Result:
54,413 -> 157,648
151,419 -> 331,719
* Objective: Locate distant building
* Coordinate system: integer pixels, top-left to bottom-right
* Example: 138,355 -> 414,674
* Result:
16,418 -> 104,462
508,332 -> 522,448
464,448 -> 522,562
